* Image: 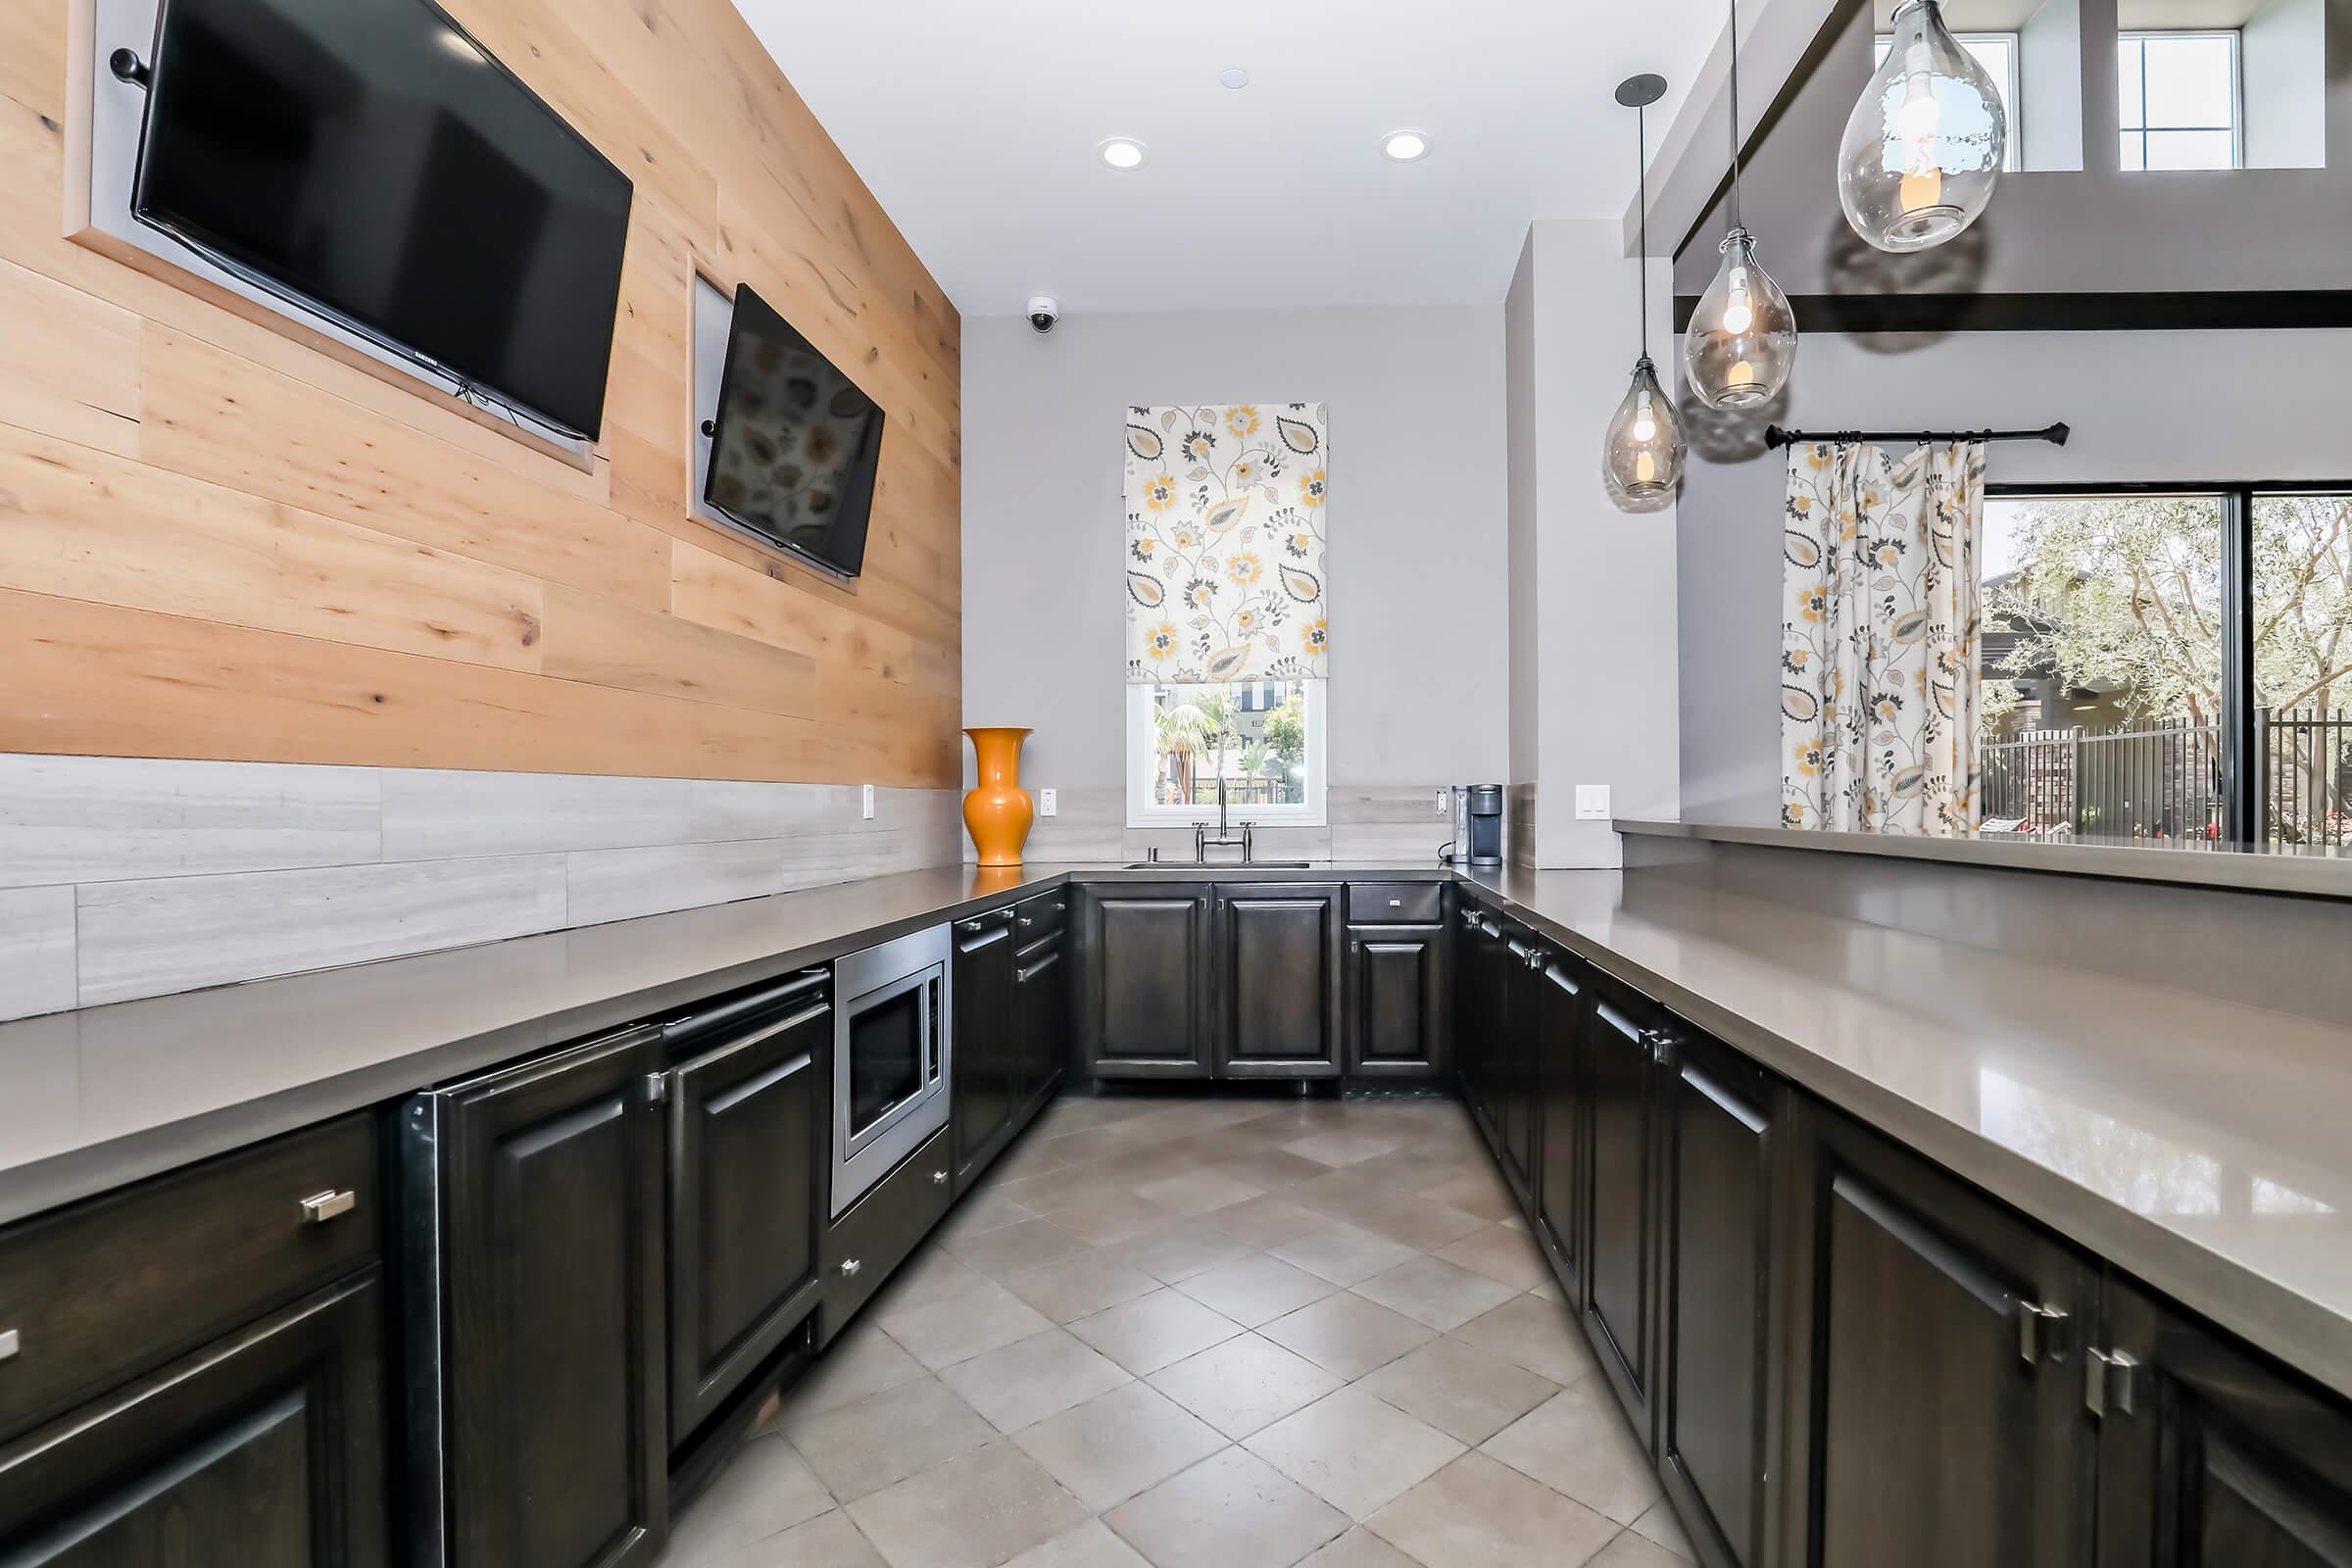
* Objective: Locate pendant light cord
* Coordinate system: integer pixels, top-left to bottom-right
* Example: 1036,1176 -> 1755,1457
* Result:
1638,103 -> 1649,361
1726,0 -> 1743,229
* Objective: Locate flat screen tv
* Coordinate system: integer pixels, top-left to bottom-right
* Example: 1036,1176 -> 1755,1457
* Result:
130,0 -> 634,440
703,285 -> 887,580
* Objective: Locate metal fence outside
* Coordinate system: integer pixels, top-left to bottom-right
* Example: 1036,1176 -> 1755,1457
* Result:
2260,710 -> 2352,847
1980,711 -> 2352,848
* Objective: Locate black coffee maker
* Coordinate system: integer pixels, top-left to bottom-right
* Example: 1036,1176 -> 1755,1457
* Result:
1444,785 -> 1505,868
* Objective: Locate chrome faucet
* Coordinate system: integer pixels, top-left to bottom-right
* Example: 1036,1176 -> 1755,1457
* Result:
1194,776 -> 1254,863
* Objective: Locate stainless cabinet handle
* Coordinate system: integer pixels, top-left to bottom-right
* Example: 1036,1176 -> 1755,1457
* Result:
960,919 -> 984,934
299,1190 -> 357,1225
2085,1348 -> 2139,1417
932,1169 -> 949,1186
840,1257 -> 863,1277
0,1328 -> 18,1363
1388,898 -> 1403,907
2016,1299 -> 2070,1364
1019,915 -> 1034,927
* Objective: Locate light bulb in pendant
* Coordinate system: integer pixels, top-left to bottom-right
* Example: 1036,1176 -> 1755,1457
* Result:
1603,357 -> 1684,504
1838,0 -> 2004,252
1685,227 -> 1794,409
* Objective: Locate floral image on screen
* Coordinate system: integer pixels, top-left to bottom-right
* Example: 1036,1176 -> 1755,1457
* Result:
1123,403 -> 1328,685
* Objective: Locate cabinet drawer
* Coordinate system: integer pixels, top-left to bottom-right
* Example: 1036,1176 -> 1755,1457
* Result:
821,1125 -> 954,1337
1348,882 -> 1445,925
1013,889 -> 1069,942
0,1113 -> 377,1442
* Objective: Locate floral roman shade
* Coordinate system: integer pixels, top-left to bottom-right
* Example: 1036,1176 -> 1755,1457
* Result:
1781,440 -> 1985,835
1124,403 -> 1329,684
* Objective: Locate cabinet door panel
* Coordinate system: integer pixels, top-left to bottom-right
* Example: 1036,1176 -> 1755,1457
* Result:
439,1031 -> 665,1568
668,1002 -> 826,1439
1348,925 -> 1445,1077
1659,1043 -> 1778,1568
953,913 -> 1019,1186
1219,885 -> 1341,1077
2097,1274 -> 2352,1568
1500,933 -> 1544,1197
1533,957 -> 1584,1300
1016,939 -> 1067,1114
0,1273 -> 388,1568
1083,889 -> 1211,1078
1583,998 -> 1660,1442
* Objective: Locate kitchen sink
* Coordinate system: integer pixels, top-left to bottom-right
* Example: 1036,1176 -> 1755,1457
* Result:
1120,860 -> 1315,870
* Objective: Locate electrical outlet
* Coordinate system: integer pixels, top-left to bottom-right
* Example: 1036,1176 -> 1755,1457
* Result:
1435,789 -> 1450,815
1039,788 -> 1058,817
861,784 -> 875,820
1575,784 -> 1612,821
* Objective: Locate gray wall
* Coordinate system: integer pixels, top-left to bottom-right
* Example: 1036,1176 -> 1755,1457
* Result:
960,306 -> 1509,854
1505,236 -> 1542,793
1674,326 -> 2352,821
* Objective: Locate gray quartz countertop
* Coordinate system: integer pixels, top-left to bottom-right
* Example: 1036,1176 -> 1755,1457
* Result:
5,856 -> 2349,1402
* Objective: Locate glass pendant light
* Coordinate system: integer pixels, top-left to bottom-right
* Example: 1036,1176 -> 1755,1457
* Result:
1604,74 -> 1685,505
1685,0 -> 1796,410
1838,0 -> 2006,252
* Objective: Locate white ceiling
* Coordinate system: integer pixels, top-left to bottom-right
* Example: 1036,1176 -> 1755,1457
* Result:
735,0 -> 1728,317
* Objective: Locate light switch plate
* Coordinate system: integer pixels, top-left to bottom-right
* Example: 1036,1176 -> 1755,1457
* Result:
1436,789 -> 1450,814
1039,788 -> 1058,816
1576,784 -> 1612,820
861,784 -> 875,819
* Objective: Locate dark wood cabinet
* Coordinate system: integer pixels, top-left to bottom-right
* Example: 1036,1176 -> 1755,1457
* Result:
1784,1103 -> 2094,1568
1216,883 -> 1343,1079
1656,1032 -> 1786,1568
1582,988 -> 1666,1450
1532,951 -> 1585,1304
1346,924 -> 1446,1078
1456,906 -> 1505,1146
1080,885 -> 1214,1079
1496,926 -> 1545,1198
664,991 -> 827,1442
953,908 -> 1020,1190
412,1025 -> 667,1568
1015,927 -> 1068,1115
2096,1274 -> 2352,1568
0,1272 -> 389,1567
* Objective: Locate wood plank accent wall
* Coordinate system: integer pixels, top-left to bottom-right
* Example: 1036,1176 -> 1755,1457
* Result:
0,0 -> 961,787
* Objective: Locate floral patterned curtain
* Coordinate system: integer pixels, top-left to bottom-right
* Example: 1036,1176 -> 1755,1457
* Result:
1782,440 -> 1985,835
1123,403 -> 1328,684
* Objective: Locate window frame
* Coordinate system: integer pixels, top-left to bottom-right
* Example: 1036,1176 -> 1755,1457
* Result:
2116,27 -> 2243,172
1125,678 -> 1328,830
1872,29 -> 2024,172
1984,479 -> 2352,843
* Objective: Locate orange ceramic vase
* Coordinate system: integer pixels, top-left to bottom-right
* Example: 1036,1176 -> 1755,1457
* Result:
962,727 -> 1035,866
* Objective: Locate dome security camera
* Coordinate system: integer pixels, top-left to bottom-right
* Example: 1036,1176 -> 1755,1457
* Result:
1027,296 -> 1059,333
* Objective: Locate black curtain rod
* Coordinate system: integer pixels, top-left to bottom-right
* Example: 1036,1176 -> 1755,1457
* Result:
1764,421 -> 2070,450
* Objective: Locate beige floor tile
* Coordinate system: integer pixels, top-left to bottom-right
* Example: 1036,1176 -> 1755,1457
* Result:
866,1247 -> 990,1316
1001,1518 -> 1153,1568
774,1322 -> 925,1422
663,1434 -> 832,1561
1003,1250 -> 1164,1323
1349,1195 -> 1491,1253
929,1188 -> 1037,1247
1102,1446 -> 1349,1568
877,1278 -> 1055,1370
1176,1253 -> 1339,1328
1354,1337 -> 1561,1446
1219,1148 -> 1347,1190
1011,1382 -> 1228,1510
938,1328 -> 1134,1434
1146,1332 -> 1345,1440
1417,1173 -> 1519,1223
1070,1288 -> 1247,1376
1286,1169 -> 1407,1223
1284,1131 -> 1406,1167
1100,1220 -> 1253,1284
1482,1384 -> 1662,1526
1049,1190 -> 1184,1248
689,1508 -> 885,1568
1297,1526 -> 1425,1568
1436,1226 -> 1552,1291
998,1161 -> 1129,1215
945,1216 -> 1094,1280
783,1376 -> 996,1501
1350,1254 -> 1519,1333
1528,1278 -> 1566,1303
1134,1169 -> 1266,1216
1448,1295 -> 1598,1385
990,1135 -> 1085,1183
1200,1194 -> 1332,1249
1267,1222 -> 1421,1287
846,1442 -> 1089,1568
1631,1499 -> 1698,1561
1592,1529 -> 1694,1568
1366,1450 -> 1618,1568
1243,1388 -> 1466,1519
1257,1293 -> 1435,1380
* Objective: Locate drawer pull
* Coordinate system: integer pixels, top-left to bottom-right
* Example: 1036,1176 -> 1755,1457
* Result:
932,1169 -> 949,1186
299,1190 -> 358,1226
840,1257 -> 863,1278
2016,1298 -> 2069,1364
0,1328 -> 18,1363
1389,898 -> 1402,907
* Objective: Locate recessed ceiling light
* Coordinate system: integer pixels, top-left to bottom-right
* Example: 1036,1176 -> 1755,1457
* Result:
1099,137 -> 1149,171
1380,129 -> 1432,163
1219,67 -> 1250,89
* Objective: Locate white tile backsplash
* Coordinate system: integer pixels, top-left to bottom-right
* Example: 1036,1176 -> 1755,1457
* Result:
0,754 -> 961,1022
